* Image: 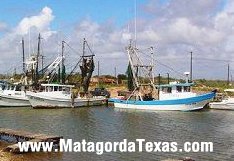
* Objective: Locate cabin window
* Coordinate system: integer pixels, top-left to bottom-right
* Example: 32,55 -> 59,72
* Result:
46,86 -> 53,92
184,86 -> 190,92
59,86 -> 62,91
11,86 -> 14,90
15,86 -> 21,91
1,86 -> 5,90
62,87 -> 70,94
54,86 -> 58,91
176,86 -> 182,92
66,87 -> 70,93
162,87 -> 172,93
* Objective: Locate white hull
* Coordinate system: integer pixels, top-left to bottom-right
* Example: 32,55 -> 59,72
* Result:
0,94 -> 30,107
113,99 -> 210,111
209,102 -> 234,110
27,93 -> 106,108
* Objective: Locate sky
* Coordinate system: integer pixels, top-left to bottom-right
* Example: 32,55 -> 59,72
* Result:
0,0 -> 233,80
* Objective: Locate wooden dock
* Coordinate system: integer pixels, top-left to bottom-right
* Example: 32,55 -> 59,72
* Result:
0,128 -> 62,153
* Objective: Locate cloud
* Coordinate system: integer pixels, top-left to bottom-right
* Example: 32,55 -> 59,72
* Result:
0,1 -> 234,80
15,6 -> 55,38
0,22 -> 8,32
135,0 -> 234,79
0,6 -> 57,74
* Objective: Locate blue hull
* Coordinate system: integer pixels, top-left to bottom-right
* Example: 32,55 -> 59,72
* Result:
108,91 -> 216,111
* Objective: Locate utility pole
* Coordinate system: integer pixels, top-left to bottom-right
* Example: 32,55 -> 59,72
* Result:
227,63 -> 230,85
190,51 -> 193,82
98,61 -> 100,87
114,66 -> 118,84
231,74 -> 233,86
158,74 -> 161,99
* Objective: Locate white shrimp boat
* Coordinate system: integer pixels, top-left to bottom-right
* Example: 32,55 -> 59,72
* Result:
209,89 -> 234,110
0,83 -> 30,107
108,43 -> 216,111
27,84 -> 106,108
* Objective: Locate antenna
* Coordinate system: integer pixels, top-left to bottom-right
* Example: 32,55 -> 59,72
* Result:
134,0 -> 137,46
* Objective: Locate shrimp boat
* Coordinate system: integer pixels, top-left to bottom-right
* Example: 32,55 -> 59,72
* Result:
209,89 -> 234,110
27,38 -> 107,108
27,84 -> 105,108
0,83 -> 30,107
0,35 -> 42,107
108,43 -> 216,111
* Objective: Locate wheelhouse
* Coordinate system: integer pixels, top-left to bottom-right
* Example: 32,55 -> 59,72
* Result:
157,82 -> 194,94
41,84 -> 74,94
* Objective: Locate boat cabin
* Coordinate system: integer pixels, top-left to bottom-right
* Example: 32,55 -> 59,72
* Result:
0,82 -> 27,98
41,84 -> 74,94
156,82 -> 196,100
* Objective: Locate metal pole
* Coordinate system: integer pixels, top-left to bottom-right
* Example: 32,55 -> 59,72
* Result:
158,74 -> 160,99
41,55 -> 44,71
83,38 -> 86,57
114,66 -> 118,84
227,63 -> 230,85
35,33 -> 41,84
190,51 -> 193,82
22,38 -> 25,74
150,46 -> 154,83
98,61 -> 100,87
61,41 -> 65,84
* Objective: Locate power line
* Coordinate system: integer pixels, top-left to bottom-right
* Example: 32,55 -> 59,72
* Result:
193,57 -> 234,62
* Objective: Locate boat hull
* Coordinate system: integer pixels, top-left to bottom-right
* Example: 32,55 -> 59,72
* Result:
0,94 -> 31,107
109,92 -> 215,111
27,93 -> 106,108
209,102 -> 234,110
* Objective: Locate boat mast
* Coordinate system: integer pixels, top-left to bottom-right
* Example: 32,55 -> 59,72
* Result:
127,41 -> 139,88
61,41 -> 65,84
80,38 -> 95,93
35,33 -> 41,85
150,46 -> 154,83
22,38 -> 25,74
134,0 -> 137,46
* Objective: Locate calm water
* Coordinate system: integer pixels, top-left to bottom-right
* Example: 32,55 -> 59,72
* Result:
0,107 -> 233,161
